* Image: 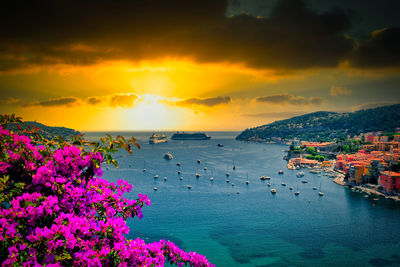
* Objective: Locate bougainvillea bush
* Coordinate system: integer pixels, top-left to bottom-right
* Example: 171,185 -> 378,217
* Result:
0,115 -> 213,266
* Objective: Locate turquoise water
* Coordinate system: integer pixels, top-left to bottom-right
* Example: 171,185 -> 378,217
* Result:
85,132 -> 400,266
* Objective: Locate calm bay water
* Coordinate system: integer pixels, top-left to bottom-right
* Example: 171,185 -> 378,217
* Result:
85,131 -> 400,266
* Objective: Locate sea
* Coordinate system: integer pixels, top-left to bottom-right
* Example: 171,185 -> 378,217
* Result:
84,131 -> 400,267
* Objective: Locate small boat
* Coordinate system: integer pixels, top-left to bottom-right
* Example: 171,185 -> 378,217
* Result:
164,152 -> 173,160
177,170 -> 182,174
271,189 -> 277,194
245,180 -> 249,184
204,167 -> 207,170
154,174 -> 159,179
295,185 -> 300,195
267,182 -> 271,187
195,173 -> 201,178
197,159 -> 201,164
210,177 -> 214,181
187,185 -> 192,189
226,172 -> 230,177
296,172 -> 305,178
302,180 -> 308,183
236,191 -> 240,194
278,170 -> 284,174
180,177 -> 183,180
149,133 -> 167,144
312,187 -> 317,190
217,143 -> 224,147
281,182 -> 286,186
153,187 -> 158,191
260,176 -> 271,180
176,162 -> 181,166
226,180 -> 230,183
289,187 -> 294,190
164,177 -> 167,181
231,183 -> 235,186
318,183 -> 324,196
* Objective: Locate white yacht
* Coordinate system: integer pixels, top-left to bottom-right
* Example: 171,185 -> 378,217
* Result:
149,133 -> 167,144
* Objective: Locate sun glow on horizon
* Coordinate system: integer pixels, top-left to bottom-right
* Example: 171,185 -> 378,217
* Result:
124,94 -> 185,131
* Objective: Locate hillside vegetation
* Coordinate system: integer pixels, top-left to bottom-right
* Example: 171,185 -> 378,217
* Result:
236,104 -> 400,141
8,120 -> 80,140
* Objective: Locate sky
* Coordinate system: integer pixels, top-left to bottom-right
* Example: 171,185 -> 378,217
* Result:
0,0 -> 399,131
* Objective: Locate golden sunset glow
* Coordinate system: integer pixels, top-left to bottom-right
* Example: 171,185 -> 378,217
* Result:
1,0 -> 399,131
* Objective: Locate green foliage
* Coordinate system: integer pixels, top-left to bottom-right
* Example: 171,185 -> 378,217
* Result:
307,147 -> 317,155
236,104 -> 400,141
7,120 -> 80,141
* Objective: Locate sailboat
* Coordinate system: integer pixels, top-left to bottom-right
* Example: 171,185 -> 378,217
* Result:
143,161 -> 146,172
233,160 -> 236,170
318,182 -> 324,196
210,169 -> 214,181
245,173 -> 249,184
295,185 -> 300,195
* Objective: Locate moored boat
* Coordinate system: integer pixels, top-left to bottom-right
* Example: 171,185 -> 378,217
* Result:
164,152 -> 173,160
149,133 -> 167,144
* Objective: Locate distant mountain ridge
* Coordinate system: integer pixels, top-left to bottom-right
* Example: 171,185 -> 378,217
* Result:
9,121 -> 80,140
236,104 -> 400,141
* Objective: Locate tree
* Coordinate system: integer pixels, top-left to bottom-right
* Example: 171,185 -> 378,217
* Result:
307,147 -> 316,155
0,114 -> 213,266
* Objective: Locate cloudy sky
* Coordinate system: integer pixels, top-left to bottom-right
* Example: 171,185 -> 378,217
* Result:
1,0 -> 399,131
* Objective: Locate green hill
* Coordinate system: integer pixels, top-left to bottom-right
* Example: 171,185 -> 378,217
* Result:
8,121 -> 80,140
236,104 -> 400,141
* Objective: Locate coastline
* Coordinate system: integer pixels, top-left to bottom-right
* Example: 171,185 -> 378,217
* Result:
285,158 -> 400,203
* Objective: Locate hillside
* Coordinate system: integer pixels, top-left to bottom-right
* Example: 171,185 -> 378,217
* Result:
236,104 -> 400,141
8,121 -> 80,140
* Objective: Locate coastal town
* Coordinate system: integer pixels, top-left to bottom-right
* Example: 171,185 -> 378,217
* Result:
285,132 -> 400,202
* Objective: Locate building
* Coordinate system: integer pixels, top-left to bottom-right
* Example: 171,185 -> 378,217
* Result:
379,171 -> 400,194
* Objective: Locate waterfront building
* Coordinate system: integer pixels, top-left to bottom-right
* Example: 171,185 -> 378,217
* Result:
379,171 -> 400,194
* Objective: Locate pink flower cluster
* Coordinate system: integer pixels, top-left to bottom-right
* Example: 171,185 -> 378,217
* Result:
0,126 -> 214,267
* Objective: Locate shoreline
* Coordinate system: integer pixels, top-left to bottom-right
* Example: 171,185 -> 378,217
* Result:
333,170 -> 400,202
286,162 -> 400,203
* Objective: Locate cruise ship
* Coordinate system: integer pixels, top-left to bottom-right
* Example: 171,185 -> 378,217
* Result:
149,133 -> 168,144
171,132 -> 211,140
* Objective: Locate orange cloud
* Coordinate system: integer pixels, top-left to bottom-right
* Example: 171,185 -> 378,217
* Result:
330,86 -> 352,96
22,97 -> 79,107
255,94 -> 325,106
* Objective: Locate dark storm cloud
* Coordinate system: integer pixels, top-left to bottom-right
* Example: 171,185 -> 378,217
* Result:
23,97 -> 78,107
350,27 -> 400,68
175,96 -> 232,107
0,0 -> 397,71
256,94 -> 325,105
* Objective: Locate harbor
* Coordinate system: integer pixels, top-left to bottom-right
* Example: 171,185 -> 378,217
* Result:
94,131 -> 400,267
